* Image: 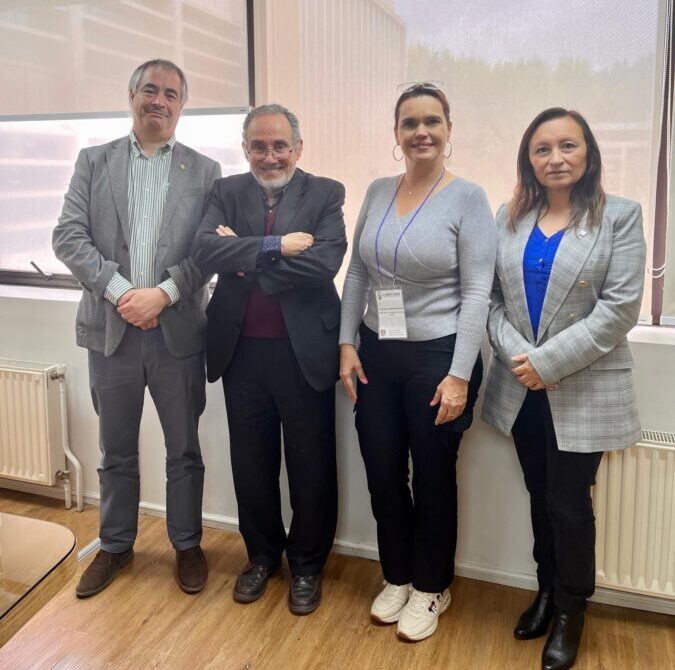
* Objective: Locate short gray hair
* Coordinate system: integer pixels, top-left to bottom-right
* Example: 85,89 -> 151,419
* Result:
243,104 -> 301,145
129,59 -> 188,104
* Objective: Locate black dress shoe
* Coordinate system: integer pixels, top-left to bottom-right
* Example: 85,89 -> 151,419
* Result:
289,574 -> 322,615
542,611 -> 585,670
233,562 -> 276,603
514,587 -> 555,639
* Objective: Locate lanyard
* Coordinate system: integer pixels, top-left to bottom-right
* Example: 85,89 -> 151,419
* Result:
374,168 -> 445,285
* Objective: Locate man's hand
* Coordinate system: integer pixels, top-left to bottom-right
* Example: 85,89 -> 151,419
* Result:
138,317 -> 159,331
216,225 -> 236,237
118,288 -> 170,327
511,353 -> 559,391
281,232 -> 314,257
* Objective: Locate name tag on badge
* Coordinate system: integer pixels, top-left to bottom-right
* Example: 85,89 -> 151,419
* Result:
376,288 -> 408,340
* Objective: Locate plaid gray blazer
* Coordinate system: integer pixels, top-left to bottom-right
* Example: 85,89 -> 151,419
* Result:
481,195 -> 646,453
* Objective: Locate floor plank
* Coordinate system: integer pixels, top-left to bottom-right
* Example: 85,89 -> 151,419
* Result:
0,490 -> 672,669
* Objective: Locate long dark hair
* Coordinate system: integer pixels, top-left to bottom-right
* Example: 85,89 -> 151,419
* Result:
508,107 -> 605,231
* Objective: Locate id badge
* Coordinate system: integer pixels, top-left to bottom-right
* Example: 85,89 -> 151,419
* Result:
376,288 -> 408,339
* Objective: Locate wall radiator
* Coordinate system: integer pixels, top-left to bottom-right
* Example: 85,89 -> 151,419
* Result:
594,432 -> 674,600
0,359 -> 82,510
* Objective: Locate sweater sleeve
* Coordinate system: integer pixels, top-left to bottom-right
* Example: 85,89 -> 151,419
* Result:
448,187 -> 497,379
339,183 -> 374,345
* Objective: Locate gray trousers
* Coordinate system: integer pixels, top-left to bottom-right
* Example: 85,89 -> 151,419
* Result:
88,326 -> 206,553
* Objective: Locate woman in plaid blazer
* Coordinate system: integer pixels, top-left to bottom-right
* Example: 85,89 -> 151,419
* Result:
481,108 -> 646,670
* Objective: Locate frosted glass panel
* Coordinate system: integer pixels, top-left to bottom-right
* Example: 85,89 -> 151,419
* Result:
0,0 -> 249,115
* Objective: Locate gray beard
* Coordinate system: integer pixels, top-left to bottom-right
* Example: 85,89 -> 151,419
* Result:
251,167 -> 295,195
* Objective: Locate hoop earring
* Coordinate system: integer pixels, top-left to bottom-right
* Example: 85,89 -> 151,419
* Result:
392,144 -> 404,161
443,142 -> 453,159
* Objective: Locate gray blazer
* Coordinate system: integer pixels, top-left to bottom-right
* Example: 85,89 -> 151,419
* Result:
53,136 -> 221,358
481,195 -> 646,453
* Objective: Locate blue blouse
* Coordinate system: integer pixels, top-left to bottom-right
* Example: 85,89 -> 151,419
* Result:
523,225 -> 564,338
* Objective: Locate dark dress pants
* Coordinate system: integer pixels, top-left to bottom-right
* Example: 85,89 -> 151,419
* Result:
89,326 -> 206,553
222,337 -> 337,576
355,325 -> 482,593
511,390 -> 603,614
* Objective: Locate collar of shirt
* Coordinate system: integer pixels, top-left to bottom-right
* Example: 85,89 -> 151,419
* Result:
259,181 -> 293,211
129,130 -> 176,159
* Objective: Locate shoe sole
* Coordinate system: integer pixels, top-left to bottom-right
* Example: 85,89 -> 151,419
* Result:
75,553 -> 134,599
288,596 -> 321,615
371,608 -> 404,624
397,621 -> 438,642
176,574 -> 207,595
514,626 -> 551,640
396,596 -> 451,641
233,588 -> 266,604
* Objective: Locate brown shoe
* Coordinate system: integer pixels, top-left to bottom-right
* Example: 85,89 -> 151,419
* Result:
76,549 -> 134,598
176,546 -> 208,594
289,574 -> 322,615
233,562 -> 276,603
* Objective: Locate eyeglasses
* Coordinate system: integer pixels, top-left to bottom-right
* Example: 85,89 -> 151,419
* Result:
245,143 -> 297,158
397,80 -> 444,94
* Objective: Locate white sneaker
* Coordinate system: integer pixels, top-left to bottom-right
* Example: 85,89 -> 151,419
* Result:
370,581 -> 412,624
397,588 -> 451,641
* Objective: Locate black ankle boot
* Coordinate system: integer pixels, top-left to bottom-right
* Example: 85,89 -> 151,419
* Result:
514,587 -> 555,639
542,611 -> 585,670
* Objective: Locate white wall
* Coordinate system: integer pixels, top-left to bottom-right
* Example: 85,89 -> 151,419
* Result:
1,290 -> 673,595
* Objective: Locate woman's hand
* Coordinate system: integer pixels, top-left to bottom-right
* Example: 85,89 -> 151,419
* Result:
511,353 -> 559,391
339,344 -> 368,403
430,375 -> 468,425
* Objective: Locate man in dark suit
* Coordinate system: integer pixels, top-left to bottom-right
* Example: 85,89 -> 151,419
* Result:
190,104 -> 346,615
53,59 -> 220,598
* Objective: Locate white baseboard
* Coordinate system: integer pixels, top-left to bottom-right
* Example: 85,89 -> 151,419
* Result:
0,478 -> 99,506
449,562 -> 674,615
4,482 -> 672,616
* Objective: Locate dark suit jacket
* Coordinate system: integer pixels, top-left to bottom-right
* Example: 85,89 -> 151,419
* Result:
190,169 -> 347,391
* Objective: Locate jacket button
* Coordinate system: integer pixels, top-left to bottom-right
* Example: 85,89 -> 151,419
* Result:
568,313 -> 576,319
579,280 -> 588,288
122,244 -> 129,251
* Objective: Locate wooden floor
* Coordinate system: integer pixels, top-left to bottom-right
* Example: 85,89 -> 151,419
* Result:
0,490 -> 672,670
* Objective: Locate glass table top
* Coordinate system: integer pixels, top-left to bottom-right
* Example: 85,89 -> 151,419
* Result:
0,512 -> 76,620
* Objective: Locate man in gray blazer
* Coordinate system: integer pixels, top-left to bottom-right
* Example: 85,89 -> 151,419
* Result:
53,59 -> 221,598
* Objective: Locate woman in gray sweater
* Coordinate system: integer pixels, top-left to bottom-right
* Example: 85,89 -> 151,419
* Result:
339,83 -> 496,642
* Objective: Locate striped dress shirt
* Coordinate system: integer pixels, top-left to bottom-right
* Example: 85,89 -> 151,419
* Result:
104,131 -> 180,305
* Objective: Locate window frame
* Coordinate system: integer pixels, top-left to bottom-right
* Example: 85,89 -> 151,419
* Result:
0,0 -> 255,290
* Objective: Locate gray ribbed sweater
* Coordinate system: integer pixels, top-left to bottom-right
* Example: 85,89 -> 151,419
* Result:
339,175 -> 497,380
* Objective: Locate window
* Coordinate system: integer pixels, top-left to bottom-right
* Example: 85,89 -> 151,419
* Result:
0,0 -> 250,286
254,0 -> 664,307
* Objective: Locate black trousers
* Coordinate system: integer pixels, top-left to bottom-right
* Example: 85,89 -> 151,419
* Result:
222,337 -> 337,576
355,325 -> 482,593
511,390 -> 603,614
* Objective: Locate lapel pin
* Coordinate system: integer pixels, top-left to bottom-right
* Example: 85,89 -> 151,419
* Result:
578,229 -> 587,237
